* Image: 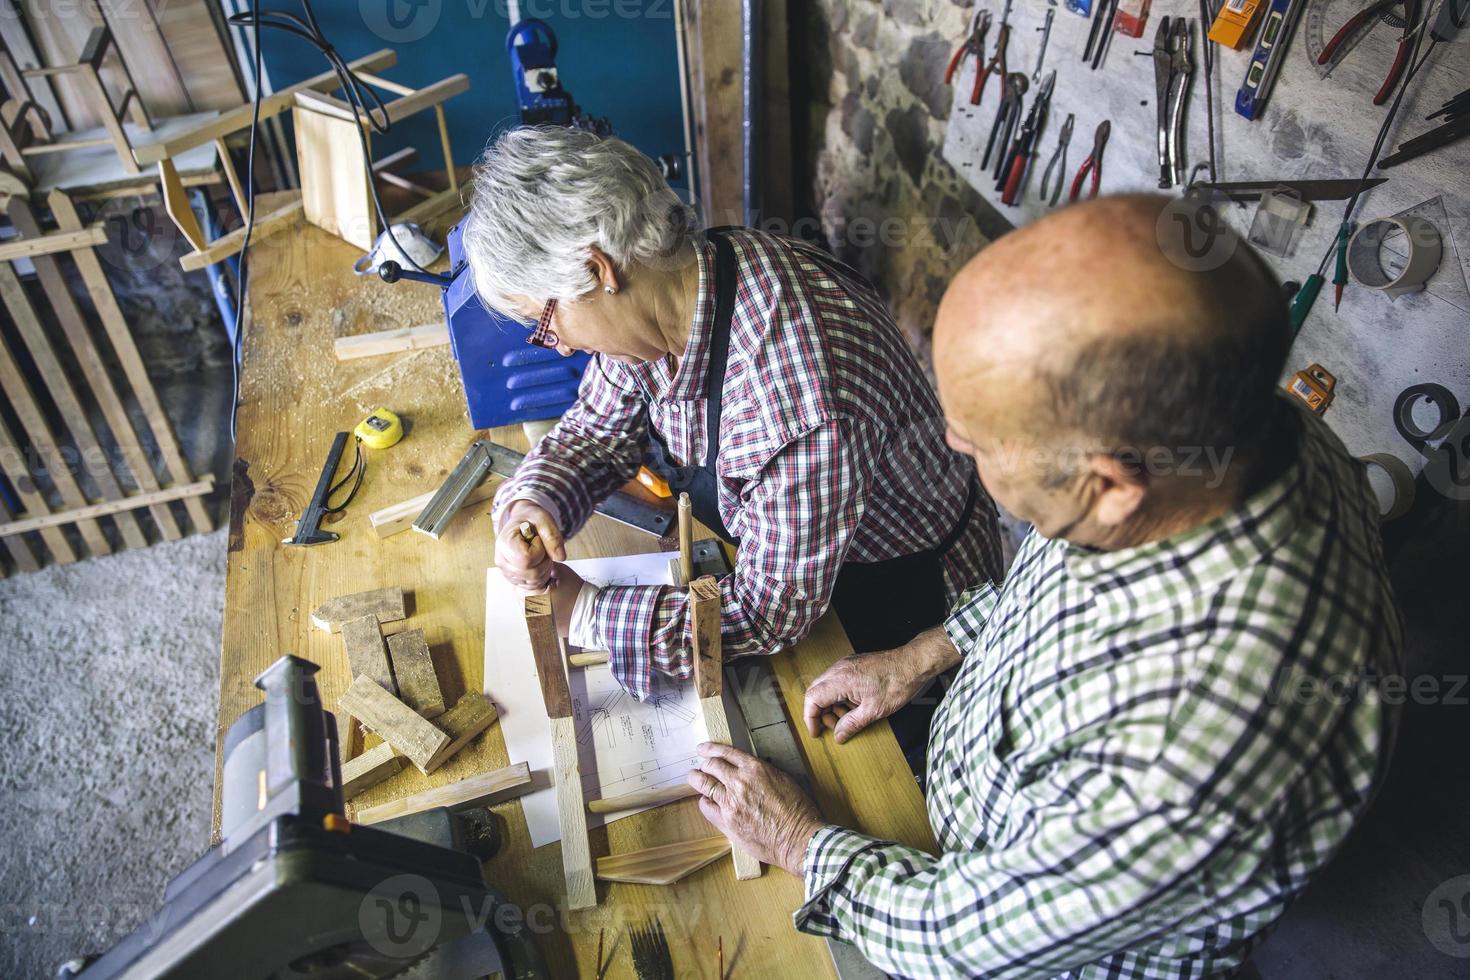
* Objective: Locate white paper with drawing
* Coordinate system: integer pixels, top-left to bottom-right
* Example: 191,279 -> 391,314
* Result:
485,551 -> 721,848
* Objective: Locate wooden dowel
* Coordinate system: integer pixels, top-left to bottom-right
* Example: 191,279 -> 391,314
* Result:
588,782 -> 699,814
678,492 -> 693,585
568,650 -> 610,667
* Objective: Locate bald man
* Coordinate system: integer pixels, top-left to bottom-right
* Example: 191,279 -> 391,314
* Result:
687,196 -> 1403,978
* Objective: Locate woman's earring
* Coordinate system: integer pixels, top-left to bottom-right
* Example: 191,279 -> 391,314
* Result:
605,286 -> 617,295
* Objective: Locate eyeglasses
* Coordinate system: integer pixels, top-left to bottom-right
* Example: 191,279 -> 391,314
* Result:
527,299 -> 558,349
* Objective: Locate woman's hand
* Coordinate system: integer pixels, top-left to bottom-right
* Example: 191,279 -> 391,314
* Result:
495,500 -> 566,592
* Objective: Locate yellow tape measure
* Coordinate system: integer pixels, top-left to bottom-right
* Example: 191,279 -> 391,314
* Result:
354,407 -> 404,449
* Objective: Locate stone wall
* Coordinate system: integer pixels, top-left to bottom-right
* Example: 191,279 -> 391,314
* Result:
791,0 -> 1008,360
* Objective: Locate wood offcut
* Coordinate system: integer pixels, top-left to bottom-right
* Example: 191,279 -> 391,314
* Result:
342,615 -> 395,694
337,675 -> 449,774
387,628 -> 443,718
340,741 -> 402,800
423,691 -> 498,772
311,586 -> 406,632
595,836 -> 732,886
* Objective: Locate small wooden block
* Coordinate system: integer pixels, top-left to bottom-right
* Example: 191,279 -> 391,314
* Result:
526,593 -> 572,719
595,835 -> 731,886
354,761 -> 533,825
689,576 -> 723,699
312,586 -> 406,632
338,675 -> 450,774
423,691 -> 499,772
552,714 -> 597,910
342,615 -> 396,694
387,629 -> 444,718
588,782 -> 700,814
334,322 -> 449,360
340,741 -> 402,800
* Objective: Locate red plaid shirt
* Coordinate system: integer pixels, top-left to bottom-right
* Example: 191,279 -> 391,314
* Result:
494,229 -> 1001,699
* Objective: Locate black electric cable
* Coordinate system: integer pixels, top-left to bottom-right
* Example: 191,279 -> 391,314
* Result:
227,0 -> 263,446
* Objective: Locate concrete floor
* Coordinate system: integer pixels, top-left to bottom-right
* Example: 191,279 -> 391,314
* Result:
2,358 -> 1468,978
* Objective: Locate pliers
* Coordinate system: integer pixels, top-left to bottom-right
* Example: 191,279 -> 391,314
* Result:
945,10 -> 993,105
976,4 -> 1013,108
1318,0 -> 1421,106
983,73 -> 1029,176
1069,120 -> 1111,203
1039,112 -> 1075,206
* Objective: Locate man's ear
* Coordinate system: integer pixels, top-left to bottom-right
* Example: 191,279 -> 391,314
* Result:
587,246 -> 620,292
1085,452 -> 1148,527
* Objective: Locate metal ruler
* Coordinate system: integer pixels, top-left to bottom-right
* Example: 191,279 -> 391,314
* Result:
412,439 -> 674,539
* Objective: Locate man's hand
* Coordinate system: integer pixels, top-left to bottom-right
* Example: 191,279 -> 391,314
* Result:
687,743 -> 824,877
495,500 -> 566,592
803,627 -> 962,744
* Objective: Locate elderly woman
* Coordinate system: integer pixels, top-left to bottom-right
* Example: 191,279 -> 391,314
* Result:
468,126 -> 1000,756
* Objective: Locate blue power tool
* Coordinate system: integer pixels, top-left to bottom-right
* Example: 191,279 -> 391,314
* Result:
507,18 -> 576,126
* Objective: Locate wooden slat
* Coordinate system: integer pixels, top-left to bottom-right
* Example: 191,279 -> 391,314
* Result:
387,628 -> 444,719
588,782 -> 700,815
368,480 -> 493,539
157,157 -> 204,250
177,193 -> 302,272
334,323 -> 449,361
293,75 -> 469,128
7,197 -> 181,539
0,4 -> 67,135
47,189 -> 212,533
0,223 -> 106,260
552,714 -> 597,910
146,0 -> 245,112
0,257 -> 146,547
0,478 -> 210,537
131,50 -> 398,164
353,762 -> 533,825
0,410 -> 76,563
526,593 -> 571,719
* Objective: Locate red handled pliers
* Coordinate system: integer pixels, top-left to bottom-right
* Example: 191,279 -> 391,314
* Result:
1318,0 -> 1421,106
1069,120 -> 1111,203
946,10 -> 993,105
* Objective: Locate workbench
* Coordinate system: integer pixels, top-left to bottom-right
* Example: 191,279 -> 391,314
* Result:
216,198 -> 936,977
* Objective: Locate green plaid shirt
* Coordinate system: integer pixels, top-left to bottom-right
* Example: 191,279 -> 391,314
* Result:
796,402 -> 1403,979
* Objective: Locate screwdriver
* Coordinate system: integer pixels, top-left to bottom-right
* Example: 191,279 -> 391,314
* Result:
1330,222 -> 1352,311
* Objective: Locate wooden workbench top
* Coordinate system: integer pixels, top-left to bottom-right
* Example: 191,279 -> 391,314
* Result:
220,199 -> 936,977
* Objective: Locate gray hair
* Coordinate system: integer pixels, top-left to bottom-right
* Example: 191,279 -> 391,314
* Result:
464,126 -> 697,317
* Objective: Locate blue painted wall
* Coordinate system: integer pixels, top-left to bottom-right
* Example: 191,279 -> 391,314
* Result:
256,0 -> 688,190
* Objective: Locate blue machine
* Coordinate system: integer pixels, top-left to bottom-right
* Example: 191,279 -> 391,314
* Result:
507,19 -> 575,127
441,221 -> 589,428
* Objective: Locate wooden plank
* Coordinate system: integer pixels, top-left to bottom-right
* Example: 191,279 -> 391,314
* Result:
157,157 -> 204,250
525,593 -> 571,719
422,690 -> 497,772
311,586 -> 406,633
341,615 -> 395,694
334,322 -> 449,361
293,75 -> 468,128
387,628 -> 444,719
0,223 -> 106,260
75,67 -> 141,174
354,762 -> 533,825
552,714 -> 597,910
147,0 -> 245,112
46,189 -> 212,533
368,480 -> 493,539
130,49 -> 397,164
0,266 -> 111,555
0,410 -> 76,563
0,488 -> 39,572
7,196 -> 181,539
588,783 -> 700,815
0,4 -> 66,136
595,836 -> 730,886
213,136 -> 245,216
337,675 -> 449,774
0,479 -> 211,537
688,575 -> 761,880
340,741 -> 402,800
292,100 -> 375,251
177,194 -> 302,271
